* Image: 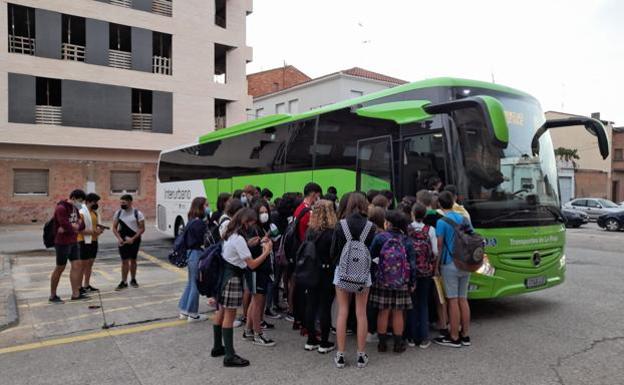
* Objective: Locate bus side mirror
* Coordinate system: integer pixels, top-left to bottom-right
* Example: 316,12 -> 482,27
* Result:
423,96 -> 509,149
531,117 -> 609,159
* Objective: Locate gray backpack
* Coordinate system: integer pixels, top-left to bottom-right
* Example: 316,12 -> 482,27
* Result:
440,216 -> 485,272
335,219 -> 373,293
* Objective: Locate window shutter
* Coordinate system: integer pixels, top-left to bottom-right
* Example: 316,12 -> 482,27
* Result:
111,171 -> 139,193
14,169 -> 49,195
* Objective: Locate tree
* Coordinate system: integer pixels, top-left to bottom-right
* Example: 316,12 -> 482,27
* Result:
554,147 -> 580,168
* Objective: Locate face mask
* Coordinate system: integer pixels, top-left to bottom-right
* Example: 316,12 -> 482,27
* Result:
260,213 -> 269,224
241,196 -> 248,204
205,207 -> 212,218
120,204 -> 129,210
91,203 -> 99,211
74,201 -> 84,209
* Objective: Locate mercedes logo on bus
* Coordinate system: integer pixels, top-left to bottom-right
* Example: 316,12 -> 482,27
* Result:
532,251 -> 541,266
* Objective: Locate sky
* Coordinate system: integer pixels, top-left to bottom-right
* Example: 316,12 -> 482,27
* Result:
246,0 -> 624,125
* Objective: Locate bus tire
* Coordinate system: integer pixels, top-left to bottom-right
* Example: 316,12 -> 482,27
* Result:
174,217 -> 185,238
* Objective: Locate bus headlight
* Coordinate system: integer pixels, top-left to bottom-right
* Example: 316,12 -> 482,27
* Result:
475,255 -> 495,277
559,254 -> 566,269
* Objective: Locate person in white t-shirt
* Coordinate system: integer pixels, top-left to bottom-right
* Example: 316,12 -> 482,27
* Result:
211,208 -> 272,368
112,194 -> 145,291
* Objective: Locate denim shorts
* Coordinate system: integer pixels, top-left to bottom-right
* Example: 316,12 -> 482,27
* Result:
441,262 -> 471,299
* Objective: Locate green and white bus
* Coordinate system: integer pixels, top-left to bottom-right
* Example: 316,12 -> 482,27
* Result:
156,77 -> 609,299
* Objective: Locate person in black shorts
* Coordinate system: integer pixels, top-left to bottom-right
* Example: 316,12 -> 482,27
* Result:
78,193 -> 105,293
112,194 -> 145,290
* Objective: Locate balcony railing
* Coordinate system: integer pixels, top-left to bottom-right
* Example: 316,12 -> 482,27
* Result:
62,43 -> 86,62
108,49 -> 132,69
152,55 -> 172,75
152,0 -> 172,16
110,0 -> 132,8
215,116 -> 226,129
9,35 -> 35,55
132,113 -> 152,131
35,105 -> 62,125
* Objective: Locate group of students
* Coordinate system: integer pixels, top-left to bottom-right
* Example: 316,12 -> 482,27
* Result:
48,189 -> 146,303
175,182 -> 475,369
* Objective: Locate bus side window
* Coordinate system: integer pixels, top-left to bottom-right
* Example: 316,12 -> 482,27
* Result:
284,119 -> 315,171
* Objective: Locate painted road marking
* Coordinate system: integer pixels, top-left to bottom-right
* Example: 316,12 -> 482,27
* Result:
138,250 -> 186,277
0,319 -> 188,355
18,291 -> 180,310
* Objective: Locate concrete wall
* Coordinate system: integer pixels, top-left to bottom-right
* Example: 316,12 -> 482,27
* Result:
574,169 -> 609,199
252,74 -> 397,118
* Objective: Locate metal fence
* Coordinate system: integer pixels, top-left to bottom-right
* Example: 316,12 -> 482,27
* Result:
152,55 -> 172,75
9,35 -> 35,55
152,0 -> 172,16
108,49 -> 132,69
61,43 -> 86,62
35,105 -> 62,125
132,113 -> 153,131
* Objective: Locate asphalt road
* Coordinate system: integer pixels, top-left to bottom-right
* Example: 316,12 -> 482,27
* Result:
0,223 -> 622,385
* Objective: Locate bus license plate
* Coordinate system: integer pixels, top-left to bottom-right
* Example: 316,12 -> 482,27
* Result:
525,276 -> 547,289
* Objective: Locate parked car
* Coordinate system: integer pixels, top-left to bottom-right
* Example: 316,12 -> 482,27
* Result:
562,208 -> 589,228
597,211 -> 624,231
563,198 -> 623,220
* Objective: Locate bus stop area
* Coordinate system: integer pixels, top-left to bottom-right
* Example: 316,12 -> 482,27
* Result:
0,223 -> 622,385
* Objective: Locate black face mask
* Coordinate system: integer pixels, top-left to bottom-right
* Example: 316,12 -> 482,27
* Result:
120,204 -> 129,210
91,204 -> 99,211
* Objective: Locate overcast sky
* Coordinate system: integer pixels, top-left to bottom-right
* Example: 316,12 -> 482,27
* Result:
247,0 -> 623,125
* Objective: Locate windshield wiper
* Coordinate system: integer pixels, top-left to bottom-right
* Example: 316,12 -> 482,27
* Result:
535,205 -> 565,223
481,209 -> 532,225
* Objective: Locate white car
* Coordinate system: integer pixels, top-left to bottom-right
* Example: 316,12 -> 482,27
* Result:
563,198 -> 624,221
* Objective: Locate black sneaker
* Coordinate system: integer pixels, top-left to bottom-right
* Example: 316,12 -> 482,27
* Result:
378,342 -> 388,353
242,330 -> 255,341
253,333 -> 276,347
460,335 -> 471,346
48,295 -> 64,304
85,285 -> 99,292
304,339 -> 320,351
115,281 -> 128,291
318,341 -> 335,354
260,320 -> 275,330
210,346 -> 225,357
264,308 -> 281,319
223,354 -> 250,367
438,328 -> 450,338
393,340 -> 407,353
71,293 -> 90,301
79,287 -> 87,295
130,279 -> 139,288
357,353 -> 369,368
433,336 -> 462,348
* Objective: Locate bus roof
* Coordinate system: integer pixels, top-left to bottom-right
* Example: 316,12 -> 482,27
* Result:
199,77 -> 534,144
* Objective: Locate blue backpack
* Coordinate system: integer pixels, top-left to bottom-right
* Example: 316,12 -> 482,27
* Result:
168,219 -> 197,268
196,242 -> 224,297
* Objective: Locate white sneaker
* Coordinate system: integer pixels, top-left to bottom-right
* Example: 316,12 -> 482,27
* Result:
187,314 -> 208,322
233,319 -> 243,328
356,353 -> 369,369
178,313 -> 188,320
366,333 -> 378,343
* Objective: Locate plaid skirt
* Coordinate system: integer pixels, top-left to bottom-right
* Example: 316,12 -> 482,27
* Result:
369,285 -> 413,310
219,276 -> 243,309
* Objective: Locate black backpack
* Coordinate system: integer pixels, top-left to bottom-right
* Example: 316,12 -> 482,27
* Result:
282,207 -> 311,265
294,231 -> 321,288
196,242 -> 224,297
43,217 -> 56,248
209,216 -> 230,245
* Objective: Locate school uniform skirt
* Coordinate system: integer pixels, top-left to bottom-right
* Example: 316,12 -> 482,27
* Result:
369,285 -> 413,310
218,263 -> 245,309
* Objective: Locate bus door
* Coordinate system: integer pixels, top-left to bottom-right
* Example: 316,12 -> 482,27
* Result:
400,131 -> 447,197
356,135 -> 394,192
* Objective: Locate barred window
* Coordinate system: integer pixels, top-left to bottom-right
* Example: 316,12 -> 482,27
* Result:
111,171 -> 140,194
13,169 -> 49,195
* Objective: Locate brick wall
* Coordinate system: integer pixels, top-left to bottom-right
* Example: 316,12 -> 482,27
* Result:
247,66 -> 311,98
0,158 -> 156,224
574,169 -> 608,199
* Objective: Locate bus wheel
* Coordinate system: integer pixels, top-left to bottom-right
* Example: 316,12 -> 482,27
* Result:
174,217 -> 185,238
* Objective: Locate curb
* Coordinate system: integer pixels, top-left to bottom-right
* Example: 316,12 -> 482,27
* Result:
0,255 -> 19,332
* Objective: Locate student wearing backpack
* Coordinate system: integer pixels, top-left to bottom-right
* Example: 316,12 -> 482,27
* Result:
369,210 -> 416,354
405,203 -> 438,348
212,208 -> 273,367
300,200 -> 337,353
434,191 -> 474,348
178,197 -> 210,322
49,189 -> 87,303
241,201 -> 277,345
330,193 -> 376,369
112,194 -> 145,290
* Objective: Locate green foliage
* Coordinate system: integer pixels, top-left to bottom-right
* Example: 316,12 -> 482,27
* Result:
554,147 -> 580,168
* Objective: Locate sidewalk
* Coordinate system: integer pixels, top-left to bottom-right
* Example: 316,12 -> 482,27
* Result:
0,220 -> 170,254
0,255 -> 18,331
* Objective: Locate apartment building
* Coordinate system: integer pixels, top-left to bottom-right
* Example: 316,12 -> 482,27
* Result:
0,0 -> 253,224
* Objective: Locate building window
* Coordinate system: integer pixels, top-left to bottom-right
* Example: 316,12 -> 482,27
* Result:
214,43 -> 233,84
350,90 -> 364,97
288,99 -> 299,114
276,103 -> 286,114
62,14 -> 86,62
132,89 -> 153,131
13,169 -> 49,196
111,171 -> 140,194
35,77 -> 62,125
152,31 -> 172,75
615,149 -> 623,161
109,23 -> 132,69
215,99 -> 228,129
7,4 -> 35,55
151,0 -> 172,17
215,0 -> 226,28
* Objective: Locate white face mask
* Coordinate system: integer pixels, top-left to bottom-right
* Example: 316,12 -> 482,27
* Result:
260,213 -> 269,224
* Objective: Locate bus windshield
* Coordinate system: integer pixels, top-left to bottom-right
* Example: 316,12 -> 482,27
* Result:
453,92 -> 561,228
